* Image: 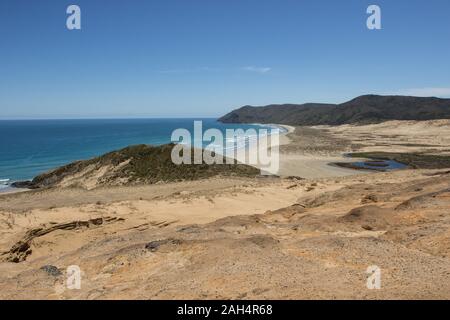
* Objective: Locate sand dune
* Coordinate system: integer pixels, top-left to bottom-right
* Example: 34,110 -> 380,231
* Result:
0,120 -> 449,299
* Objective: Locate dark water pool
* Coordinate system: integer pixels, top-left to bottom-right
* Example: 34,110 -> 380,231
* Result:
351,159 -> 407,171
334,155 -> 408,172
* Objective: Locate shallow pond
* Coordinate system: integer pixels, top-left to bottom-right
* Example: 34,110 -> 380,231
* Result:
350,159 -> 407,171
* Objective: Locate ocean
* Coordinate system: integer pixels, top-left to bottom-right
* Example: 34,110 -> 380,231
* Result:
0,118 -> 276,188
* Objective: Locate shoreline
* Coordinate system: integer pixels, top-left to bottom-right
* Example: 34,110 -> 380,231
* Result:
0,120 -> 273,192
262,124 -> 371,178
6,122 -> 420,196
0,123 -> 360,196
231,123 -> 294,175
1,122 -> 285,195
1,120 -> 450,299
0,186 -> 29,195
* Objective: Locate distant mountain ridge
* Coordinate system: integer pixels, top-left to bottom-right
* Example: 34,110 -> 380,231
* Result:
218,95 -> 450,126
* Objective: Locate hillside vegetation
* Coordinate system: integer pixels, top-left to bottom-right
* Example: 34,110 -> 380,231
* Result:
219,95 -> 450,125
15,144 -> 259,189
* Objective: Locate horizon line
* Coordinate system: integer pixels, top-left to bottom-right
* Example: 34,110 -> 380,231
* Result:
0,116 -> 222,121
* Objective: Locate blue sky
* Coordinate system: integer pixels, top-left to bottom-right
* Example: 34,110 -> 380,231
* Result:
1,0 -> 449,119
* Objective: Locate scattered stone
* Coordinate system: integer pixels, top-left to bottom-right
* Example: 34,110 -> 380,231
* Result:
285,176 -> 304,181
362,194 -> 379,204
252,288 -> 270,295
145,239 -> 183,252
177,225 -> 201,233
40,265 -> 62,277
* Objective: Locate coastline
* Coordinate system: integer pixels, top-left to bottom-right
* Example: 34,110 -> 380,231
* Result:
3,0 -> 450,300
1,120 -> 450,299
0,119 -> 270,190
0,122 -> 357,196
250,123 -> 367,178
0,186 -> 29,195
231,123 -> 294,175
1,122 -> 295,195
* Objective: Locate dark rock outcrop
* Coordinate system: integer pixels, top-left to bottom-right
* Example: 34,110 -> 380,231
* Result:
40,265 -> 63,277
1,217 -> 125,263
145,239 -> 183,252
10,180 -> 39,189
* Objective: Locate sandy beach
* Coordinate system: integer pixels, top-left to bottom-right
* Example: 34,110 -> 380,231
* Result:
233,123 -> 362,177
0,120 -> 449,299
3,0 -> 450,305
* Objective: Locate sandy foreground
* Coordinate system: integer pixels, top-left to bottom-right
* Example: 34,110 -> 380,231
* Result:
0,120 -> 449,299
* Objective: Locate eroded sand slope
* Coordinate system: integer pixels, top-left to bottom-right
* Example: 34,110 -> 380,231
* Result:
0,121 -> 449,299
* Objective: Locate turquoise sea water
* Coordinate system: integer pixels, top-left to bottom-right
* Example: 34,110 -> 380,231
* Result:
0,118 -> 276,186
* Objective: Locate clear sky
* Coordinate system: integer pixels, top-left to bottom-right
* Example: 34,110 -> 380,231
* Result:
1,0 -> 450,119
